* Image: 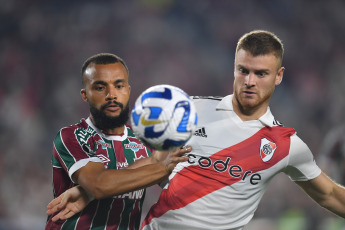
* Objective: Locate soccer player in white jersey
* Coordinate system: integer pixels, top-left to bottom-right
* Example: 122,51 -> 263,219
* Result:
45,53 -> 191,230
47,31 -> 345,230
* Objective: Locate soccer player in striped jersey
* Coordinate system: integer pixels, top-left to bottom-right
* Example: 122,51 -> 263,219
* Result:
47,31 -> 345,230
45,53 -> 191,230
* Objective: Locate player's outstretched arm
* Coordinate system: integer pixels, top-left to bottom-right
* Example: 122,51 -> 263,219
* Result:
296,172 -> 345,218
47,147 -> 191,221
126,146 -> 191,169
74,146 -> 191,199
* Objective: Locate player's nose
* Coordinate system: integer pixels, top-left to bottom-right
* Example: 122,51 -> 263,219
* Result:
106,86 -> 117,100
245,73 -> 256,87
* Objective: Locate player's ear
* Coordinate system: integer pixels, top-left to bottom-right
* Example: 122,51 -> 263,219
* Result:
81,89 -> 88,102
275,67 -> 284,85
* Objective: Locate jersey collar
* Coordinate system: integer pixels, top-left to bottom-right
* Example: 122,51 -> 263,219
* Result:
216,94 -> 275,127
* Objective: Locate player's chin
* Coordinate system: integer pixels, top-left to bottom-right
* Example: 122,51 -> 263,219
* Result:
239,99 -> 260,108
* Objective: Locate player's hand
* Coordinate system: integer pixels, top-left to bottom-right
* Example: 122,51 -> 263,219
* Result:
46,186 -> 93,222
158,146 -> 192,173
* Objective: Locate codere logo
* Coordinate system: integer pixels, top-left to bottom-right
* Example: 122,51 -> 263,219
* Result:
194,127 -> 207,138
187,154 -> 262,185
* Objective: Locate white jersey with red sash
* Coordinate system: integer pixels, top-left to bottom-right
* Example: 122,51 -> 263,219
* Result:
46,118 -> 152,230
141,95 -> 321,230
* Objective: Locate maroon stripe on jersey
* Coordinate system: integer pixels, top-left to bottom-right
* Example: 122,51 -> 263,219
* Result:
105,199 -> 124,229
52,167 -> 73,197
142,126 -> 295,227
75,200 -> 99,230
45,218 -> 67,230
114,141 -> 127,169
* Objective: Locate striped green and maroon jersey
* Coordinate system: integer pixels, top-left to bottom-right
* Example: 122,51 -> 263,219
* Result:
46,118 -> 152,230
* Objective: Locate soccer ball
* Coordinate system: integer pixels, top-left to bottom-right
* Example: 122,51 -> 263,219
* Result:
131,84 -> 197,151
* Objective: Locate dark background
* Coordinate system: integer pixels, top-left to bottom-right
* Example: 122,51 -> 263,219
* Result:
1,1 -> 345,229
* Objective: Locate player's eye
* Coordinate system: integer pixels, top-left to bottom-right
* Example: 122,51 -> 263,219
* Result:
95,86 -> 105,91
256,71 -> 267,77
239,67 -> 248,74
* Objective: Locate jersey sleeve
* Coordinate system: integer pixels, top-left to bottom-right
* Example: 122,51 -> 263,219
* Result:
53,127 -> 102,182
283,134 -> 322,181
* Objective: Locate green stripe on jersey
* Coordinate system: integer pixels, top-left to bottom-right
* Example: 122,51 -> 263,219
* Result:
90,198 -> 113,230
52,155 -> 61,167
103,138 -> 117,169
119,199 -> 136,229
61,215 -> 79,229
123,139 -> 136,165
126,127 -> 136,138
54,131 -> 76,170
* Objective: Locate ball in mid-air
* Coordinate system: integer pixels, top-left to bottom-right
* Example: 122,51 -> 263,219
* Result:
131,84 -> 197,151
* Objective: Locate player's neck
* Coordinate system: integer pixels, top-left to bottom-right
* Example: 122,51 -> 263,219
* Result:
232,99 -> 268,122
102,126 -> 125,135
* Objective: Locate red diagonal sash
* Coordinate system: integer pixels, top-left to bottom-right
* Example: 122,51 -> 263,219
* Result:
142,126 -> 295,228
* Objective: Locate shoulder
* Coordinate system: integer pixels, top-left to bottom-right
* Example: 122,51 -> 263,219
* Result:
289,133 -> 312,155
189,96 -> 224,117
54,119 -> 91,143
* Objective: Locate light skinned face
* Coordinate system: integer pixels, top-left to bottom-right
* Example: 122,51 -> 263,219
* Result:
232,49 -> 284,120
81,62 -> 131,120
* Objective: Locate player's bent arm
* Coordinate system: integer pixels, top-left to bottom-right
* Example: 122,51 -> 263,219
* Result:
48,163 -> 169,221
52,150 -> 173,214
46,157 -> 162,219
296,172 -> 345,218
73,146 -> 191,199
74,162 -> 167,199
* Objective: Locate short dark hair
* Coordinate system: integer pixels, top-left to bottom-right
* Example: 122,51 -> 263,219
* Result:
81,53 -> 129,85
236,30 -> 284,65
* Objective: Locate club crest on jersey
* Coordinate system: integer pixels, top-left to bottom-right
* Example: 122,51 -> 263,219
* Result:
260,138 -> 277,162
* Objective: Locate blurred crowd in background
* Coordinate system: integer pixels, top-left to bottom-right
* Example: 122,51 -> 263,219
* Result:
1,0 -> 345,229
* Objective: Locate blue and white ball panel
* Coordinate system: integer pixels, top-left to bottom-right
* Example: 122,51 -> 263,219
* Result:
131,85 -> 197,151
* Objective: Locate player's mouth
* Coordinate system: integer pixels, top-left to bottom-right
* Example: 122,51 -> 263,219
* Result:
102,101 -> 124,112
242,90 -> 256,97
105,105 -> 120,112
